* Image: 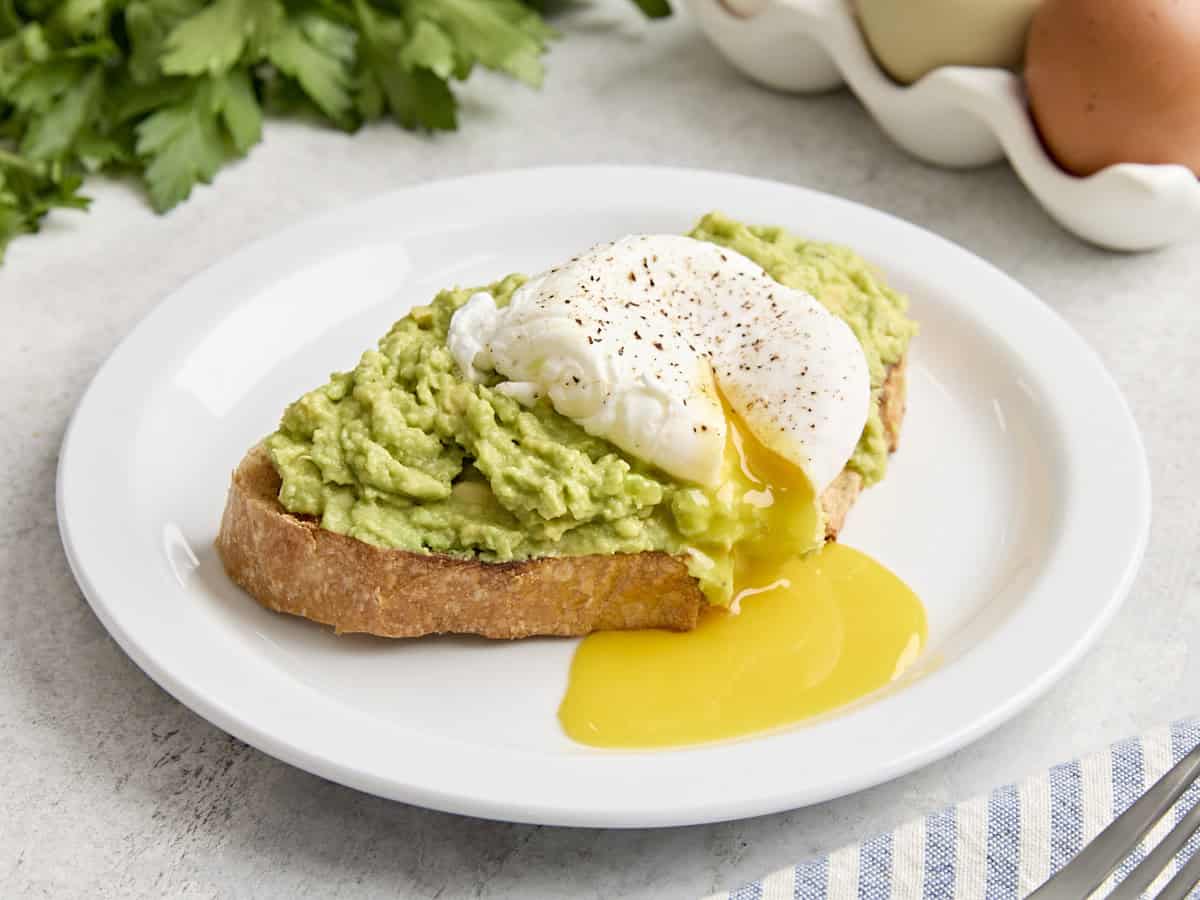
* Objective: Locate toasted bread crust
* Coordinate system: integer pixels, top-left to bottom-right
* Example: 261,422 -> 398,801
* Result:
216,359 -> 907,638
819,356 -> 905,539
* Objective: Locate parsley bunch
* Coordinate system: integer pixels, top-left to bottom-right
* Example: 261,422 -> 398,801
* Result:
0,0 -> 669,263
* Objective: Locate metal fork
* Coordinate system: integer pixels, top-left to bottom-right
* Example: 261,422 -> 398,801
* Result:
1029,742 -> 1200,899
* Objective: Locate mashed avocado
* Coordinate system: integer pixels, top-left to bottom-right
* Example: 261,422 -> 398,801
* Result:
266,214 -> 917,605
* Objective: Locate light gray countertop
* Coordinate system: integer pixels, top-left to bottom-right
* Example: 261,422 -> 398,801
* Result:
3,4 -> 1198,897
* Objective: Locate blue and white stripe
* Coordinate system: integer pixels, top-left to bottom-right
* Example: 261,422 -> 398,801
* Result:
707,719 -> 1200,900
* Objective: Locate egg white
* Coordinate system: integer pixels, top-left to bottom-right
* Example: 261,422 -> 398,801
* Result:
448,235 -> 869,491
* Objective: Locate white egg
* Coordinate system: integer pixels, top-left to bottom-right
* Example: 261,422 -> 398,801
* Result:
448,235 -> 870,491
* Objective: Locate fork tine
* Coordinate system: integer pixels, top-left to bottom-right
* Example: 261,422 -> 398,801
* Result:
1108,796 -> 1200,900
1151,836 -> 1200,900
1028,742 -> 1200,899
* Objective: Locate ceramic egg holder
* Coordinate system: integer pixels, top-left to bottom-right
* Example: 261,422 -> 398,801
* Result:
689,0 -> 1200,251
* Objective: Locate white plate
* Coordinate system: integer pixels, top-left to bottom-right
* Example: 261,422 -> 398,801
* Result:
58,166 -> 1150,827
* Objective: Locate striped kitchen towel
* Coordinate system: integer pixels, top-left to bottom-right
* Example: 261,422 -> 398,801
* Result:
708,719 -> 1200,900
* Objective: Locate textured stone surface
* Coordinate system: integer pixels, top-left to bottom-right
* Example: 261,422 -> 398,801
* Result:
3,3 -> 1198,897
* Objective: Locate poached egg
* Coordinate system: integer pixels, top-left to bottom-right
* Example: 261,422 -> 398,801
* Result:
447,235 -> 870,494
444,231 -> 925,748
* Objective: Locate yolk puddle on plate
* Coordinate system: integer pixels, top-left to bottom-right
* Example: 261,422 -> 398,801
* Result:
558,399 -> 927,750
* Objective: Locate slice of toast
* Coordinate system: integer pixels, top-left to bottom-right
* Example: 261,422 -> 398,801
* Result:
216,359 -> 907,639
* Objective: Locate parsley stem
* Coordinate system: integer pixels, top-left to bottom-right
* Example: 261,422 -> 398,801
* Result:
0,147 -> 40,174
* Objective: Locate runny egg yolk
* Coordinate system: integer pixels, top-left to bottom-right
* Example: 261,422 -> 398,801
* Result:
557,405 -> 927,749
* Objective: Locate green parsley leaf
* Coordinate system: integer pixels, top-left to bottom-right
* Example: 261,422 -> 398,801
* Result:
113,76 -> 191,122
135,86 -> 225,210
413,0 -> 549,87
8,59 -> 85,114
124,0 -> 206,84
266,10 -> 356,124
134,72 -> 255,211
400,19 -> 455,81
19,64 -> 103,160
354,0 -> 455,131
48,0 -> 113,41
160,0 -> 283,76
213,67 -> 261,152
74,126 -> 135,170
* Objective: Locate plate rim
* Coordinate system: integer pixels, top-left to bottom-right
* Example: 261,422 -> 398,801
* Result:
57,164 -> 1151,827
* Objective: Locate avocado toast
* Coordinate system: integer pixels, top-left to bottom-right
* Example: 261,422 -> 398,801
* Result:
216,214 -> 917,638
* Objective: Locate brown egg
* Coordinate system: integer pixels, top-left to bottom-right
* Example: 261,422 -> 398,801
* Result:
1025,0 -> 1200,176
